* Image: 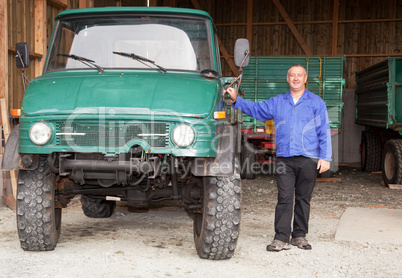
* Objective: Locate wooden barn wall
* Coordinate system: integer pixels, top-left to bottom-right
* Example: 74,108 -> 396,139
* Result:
181,0 -> 402,89
6,0 -> 80,114
7,0 -> 35,113
4,0 -> 402,113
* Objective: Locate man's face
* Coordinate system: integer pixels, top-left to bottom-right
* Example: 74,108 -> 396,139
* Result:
287,66 -> 308,92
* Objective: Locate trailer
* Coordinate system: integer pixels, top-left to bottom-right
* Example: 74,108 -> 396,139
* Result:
356,57 -> 402,186
239,56 -> 345,179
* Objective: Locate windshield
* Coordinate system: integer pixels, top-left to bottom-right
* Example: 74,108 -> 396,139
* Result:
45,14 -> 214,73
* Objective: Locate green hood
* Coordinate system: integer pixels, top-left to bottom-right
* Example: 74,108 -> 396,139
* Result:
22,71 -> 221,118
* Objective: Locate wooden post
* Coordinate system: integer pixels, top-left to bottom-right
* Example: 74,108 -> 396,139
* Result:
0,0 -> 7,101
35,0 -> 47,77
272,0 -> 313,56
331,0 -> 339,56
47,0 -> 68,9
0,0 -> 15,209
79,0 -> 93,9
246,0 -> 253,54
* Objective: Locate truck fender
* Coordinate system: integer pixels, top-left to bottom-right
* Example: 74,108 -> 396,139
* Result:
1,124 -> 20,171
191,123 -> 241,177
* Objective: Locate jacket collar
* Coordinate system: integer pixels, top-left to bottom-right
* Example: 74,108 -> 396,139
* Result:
284,88 -> 312,100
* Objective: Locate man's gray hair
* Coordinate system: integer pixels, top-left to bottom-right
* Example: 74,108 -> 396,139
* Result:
288,64 -> 307,75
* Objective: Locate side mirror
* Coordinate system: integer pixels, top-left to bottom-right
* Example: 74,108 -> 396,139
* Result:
234,39 -> 250,68
15,42 -> 29,68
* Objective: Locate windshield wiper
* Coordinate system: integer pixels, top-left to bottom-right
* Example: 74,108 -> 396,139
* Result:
113,51 -> 167,73
58,54 -> 104,73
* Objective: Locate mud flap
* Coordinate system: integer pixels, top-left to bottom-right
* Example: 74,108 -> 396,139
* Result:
191,124 -> 240,177
1,124 -> 20,171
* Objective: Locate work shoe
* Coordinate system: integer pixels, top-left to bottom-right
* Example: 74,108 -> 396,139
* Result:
290,237 -> 312,250
266,239 -> 291,252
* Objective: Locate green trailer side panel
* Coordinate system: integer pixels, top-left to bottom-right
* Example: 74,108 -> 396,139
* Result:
356,57 -> 402,131
240,56 -> 345,130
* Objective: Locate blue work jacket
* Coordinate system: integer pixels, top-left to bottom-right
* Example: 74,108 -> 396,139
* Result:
233,89 -> 332,161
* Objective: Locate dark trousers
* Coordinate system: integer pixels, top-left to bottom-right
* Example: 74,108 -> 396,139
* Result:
273,156 -> 318,243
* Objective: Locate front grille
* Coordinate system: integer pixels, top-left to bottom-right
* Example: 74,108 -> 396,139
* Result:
56,121 -> 169,148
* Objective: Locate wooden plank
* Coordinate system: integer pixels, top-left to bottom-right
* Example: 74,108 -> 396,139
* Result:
0,0 -> 8,100
148,0 -> 158,6
2,175 -> 16,210
35,0 -> 47,77
47,0 -> 68,9
246,0 -> 253,53
316,178 -> 342,182
8,46 -> 43,59
215,18 -> 402,27
331,0 -> 339,56
388,184 -> 402,190
79,0 -> 93,9
272,0 -> 313,56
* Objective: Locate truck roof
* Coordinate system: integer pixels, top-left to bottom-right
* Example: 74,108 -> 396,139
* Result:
56,7 -> 213,21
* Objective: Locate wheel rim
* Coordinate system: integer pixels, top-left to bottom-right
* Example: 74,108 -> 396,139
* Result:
384,152 -> 395,180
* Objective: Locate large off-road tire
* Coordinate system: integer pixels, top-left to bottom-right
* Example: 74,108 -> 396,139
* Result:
361,132 -> 381,172
81,195 -> 116,218
16,156 -> 61,251
240,142 -> 257,180
382,139 -> 402,186
193,159 -> 241,260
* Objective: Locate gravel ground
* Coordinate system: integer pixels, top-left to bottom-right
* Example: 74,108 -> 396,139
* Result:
0,166 -> 401,278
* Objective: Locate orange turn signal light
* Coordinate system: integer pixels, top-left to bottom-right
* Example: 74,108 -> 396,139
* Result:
213,111 -> 226,119
11,109 -> 21,117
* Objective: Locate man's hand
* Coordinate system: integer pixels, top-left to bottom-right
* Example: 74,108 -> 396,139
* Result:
224,87 -> 237,102
317,159 -> 330,173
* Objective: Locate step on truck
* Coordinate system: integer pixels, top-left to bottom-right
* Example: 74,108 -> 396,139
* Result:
356,57 -> 402,186
2,7 -> 250,260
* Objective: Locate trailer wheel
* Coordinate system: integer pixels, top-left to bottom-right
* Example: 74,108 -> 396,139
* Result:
382,139 -> 402,186
16,156 -> 61,251
240,142 -> 257,180
361,132 -> 381,172
81,195 -> 116,218
193,158 -> 241,260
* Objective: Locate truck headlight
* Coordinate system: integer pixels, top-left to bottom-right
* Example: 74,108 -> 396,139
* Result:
29,123 -> 52,145
172,124 -> 195,147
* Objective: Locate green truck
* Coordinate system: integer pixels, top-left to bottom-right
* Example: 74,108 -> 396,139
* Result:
356,57 -> 402,186
2,7 -> 250,260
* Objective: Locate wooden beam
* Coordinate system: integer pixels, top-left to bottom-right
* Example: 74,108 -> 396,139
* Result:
345,53 -> 402,57
47,0 -> 68,9
148,0 -> 158,6
0,0 -> 7,100
272,0 -> 313,56
190,0 -> 238,76
8,46 -> 43,59
35,0 -> 47,77
218,37 -> 239,76
163,0 -> 176,6
331,0 -> 339,56
79,0 -> 93,9
246,0 -> 253,53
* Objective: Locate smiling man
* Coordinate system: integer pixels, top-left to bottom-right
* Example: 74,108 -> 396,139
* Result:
226,64 -> 332,251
